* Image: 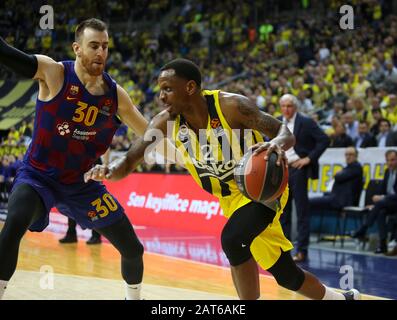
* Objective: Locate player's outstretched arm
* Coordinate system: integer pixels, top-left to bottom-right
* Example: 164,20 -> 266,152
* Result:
84,110 -> 170,182
0,36 -> 62,82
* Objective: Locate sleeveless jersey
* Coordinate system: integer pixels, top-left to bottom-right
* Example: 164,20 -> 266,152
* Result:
25,61 -> 120,184
172,90 -> 265,217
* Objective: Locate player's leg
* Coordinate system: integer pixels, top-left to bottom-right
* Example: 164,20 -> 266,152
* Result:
86,228 -> 101,245
95,214 -> 144,300
0,184 -> 47,299
58,181 -> 144,300
220,201 -> 276,299
267,250 -> 360,300
59,218 -> 77,243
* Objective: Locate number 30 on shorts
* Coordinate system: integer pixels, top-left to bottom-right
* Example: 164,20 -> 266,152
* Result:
91,193 -> 118,218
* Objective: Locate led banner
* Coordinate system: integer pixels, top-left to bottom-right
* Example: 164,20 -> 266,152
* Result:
309,147 -> 392,197
104,173 -> 227,235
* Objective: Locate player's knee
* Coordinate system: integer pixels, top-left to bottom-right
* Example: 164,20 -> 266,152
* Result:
221,225 -> 251,266
7,184 -> 43,224
267,251 -> 305,291
121,238 -> 144,259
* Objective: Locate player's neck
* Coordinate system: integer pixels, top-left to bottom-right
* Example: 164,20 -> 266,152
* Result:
74,59 -> 103,88
181,95 -> 208,132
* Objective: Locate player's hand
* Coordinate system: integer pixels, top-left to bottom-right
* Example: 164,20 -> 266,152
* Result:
84,165 -> 112,183
251,142 -> 286,166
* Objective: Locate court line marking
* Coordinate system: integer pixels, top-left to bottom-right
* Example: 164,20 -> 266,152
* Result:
13,270 -> 237,300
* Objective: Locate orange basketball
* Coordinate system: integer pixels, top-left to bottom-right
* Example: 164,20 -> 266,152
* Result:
234,149 -> 288,203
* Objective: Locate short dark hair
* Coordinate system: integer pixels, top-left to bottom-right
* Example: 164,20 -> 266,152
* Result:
75,18 -> 108,42
160,58 -> 202,87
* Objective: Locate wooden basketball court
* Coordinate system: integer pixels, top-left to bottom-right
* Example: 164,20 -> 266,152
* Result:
0,223 -> 385,300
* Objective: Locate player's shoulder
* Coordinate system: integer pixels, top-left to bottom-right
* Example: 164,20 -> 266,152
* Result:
35,54 -> 64,70
219,91 -> 249,107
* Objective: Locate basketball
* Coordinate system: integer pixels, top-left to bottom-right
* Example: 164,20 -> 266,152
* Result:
234,149 -> 288,203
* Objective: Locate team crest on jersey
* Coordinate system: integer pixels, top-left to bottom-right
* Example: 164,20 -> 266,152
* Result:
57,122 -> 71,136
69,85 -> 79,96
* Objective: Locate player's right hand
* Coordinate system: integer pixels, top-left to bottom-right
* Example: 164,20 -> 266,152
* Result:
84,165 -> 113,183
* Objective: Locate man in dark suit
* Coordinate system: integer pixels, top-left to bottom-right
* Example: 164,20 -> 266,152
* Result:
352,149 -> 397,253
309,146 -> 363,213
354,120 -> 377,148
279,94 -> 330,262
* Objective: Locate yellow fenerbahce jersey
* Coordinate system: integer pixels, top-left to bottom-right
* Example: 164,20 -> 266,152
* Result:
173,90 -> 292,269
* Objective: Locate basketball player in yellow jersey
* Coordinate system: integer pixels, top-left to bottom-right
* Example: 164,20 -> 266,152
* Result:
85,59 -> 360,300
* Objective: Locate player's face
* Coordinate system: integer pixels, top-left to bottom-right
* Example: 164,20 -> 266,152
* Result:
78,28 -> 109,76
158,70 -> 189,116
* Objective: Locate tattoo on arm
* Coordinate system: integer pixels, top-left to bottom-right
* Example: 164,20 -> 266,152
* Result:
236,96 -> 281,138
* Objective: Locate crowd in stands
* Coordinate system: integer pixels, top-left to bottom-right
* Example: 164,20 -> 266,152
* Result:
0,0 -> 397,172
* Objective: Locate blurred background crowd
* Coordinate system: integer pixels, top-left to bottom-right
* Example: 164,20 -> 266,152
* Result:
1,0 -> 397,195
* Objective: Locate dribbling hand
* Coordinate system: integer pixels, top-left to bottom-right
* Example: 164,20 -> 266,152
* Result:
84,164 -> 113,183
251,142 -> 287,166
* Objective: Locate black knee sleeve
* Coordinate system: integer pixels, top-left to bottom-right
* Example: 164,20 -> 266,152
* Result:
221,224 -> 252,266
5,184 -> 46,237
267,250 -> 305,291
97,214 -> 144,259
221,201 -> 276,266
221,202 -> 277,266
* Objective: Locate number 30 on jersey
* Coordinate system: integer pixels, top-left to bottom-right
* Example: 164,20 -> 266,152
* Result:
72,101 -> 99,126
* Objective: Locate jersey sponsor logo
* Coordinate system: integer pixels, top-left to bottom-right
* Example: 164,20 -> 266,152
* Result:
191,157 -> 236,181
72,128 -> 97,141
66,96 -> 77,101
57,122 -> 71,136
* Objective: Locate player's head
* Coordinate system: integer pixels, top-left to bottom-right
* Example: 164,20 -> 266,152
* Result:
158,59 -> 202,115
280,94 -> 299,120
72,18 -> 109,76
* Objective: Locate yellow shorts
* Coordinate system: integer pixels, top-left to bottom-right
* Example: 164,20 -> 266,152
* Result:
220,185 -> 293,270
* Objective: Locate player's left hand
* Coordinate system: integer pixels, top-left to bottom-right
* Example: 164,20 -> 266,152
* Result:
251,141 -> 286,166
84,165 -> 111,183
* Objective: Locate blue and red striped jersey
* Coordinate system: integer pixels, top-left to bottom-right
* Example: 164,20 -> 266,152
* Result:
25,61 -> 121,184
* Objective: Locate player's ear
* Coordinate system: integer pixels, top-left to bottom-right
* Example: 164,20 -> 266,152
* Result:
72,42 -> 82,57
186,80 -> 197,96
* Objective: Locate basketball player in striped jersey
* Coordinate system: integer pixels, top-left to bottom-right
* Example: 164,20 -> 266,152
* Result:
85,59 -> 361,300
0,19 -> 147,300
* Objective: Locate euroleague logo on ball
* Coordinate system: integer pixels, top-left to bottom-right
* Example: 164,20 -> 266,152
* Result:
57,122 -> 71,136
